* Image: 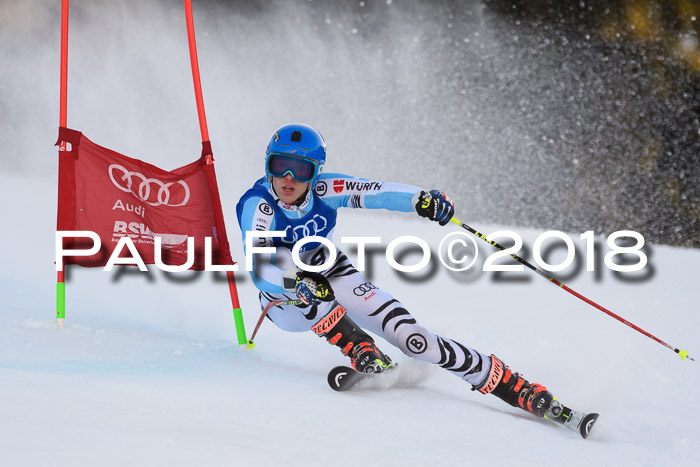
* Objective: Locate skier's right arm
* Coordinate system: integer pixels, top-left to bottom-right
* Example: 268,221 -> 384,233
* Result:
238,197 -> 294,294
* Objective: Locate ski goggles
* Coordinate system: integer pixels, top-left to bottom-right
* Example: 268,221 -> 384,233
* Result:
265,153 -> 320,183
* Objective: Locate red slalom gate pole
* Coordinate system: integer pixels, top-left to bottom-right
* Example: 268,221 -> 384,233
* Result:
184,0 -> 209,142
450,217 -> 694,361
60,0 -> 69,131
56,0 -> 70,328
184,0 -> 248,348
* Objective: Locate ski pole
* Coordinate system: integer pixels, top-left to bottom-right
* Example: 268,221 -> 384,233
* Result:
247,299 -> 302,349
449,217 -> 694,362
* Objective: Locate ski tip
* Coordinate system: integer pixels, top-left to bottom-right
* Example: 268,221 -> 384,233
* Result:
580,413 -> 599,439
327,366 -> 355,392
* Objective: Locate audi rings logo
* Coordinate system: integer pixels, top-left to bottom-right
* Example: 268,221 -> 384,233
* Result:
281,214 -> 329,244
108,164 -> 190,207
353,282 -> 378,296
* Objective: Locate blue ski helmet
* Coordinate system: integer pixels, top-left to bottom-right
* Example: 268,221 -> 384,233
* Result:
265,124 -> 326,186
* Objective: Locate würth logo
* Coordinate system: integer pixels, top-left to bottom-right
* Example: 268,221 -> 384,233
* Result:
333,180 -> 344,193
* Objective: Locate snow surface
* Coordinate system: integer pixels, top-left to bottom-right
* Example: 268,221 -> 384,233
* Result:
1,172 -> 698,467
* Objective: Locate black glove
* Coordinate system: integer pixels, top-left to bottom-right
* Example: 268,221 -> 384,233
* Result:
413,190 -> 455,226
294,271 -> 335,305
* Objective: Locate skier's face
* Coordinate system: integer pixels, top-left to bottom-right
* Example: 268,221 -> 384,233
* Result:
272,173 -> 309,205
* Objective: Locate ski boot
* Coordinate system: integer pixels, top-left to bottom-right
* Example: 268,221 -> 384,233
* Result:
473,355 -> 599,438
312,302 -> 395,374
349,340 -> 394,374
473,354 -> 558,418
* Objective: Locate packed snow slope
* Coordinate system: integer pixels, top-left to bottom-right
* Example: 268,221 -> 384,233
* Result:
0,173 -> 698,467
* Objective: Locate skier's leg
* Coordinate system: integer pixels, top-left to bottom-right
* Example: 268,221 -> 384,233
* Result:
256,268 -> 394,374
327,263 -> 558,418
350,294 -> 492,385
357,292 -> 558,417
326,263 -> 491,385
309,301 -> 395,374
261,252 -> 558,417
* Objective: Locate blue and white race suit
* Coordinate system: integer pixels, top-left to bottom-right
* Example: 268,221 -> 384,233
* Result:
236,173 -> 490,385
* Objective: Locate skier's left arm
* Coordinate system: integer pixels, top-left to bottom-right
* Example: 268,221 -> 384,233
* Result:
316,173 -> 421,213
316,173 -> 455,225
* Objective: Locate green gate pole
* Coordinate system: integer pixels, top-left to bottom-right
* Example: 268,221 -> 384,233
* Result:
56,271 -> 66,328
227,270 -> 248,349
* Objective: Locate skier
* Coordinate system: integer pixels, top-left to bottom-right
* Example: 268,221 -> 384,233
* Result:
236,123 -> 582,426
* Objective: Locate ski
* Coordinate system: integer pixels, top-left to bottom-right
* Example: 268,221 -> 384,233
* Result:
327,364 -> 404,391
545,400 -> 599,439
327,365 -> 380,392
